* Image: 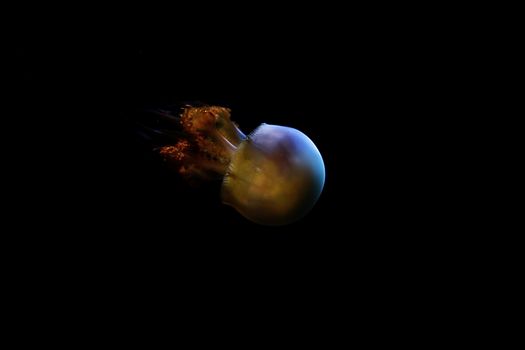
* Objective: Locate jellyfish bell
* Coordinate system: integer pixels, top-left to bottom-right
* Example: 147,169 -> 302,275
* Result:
154,105 -> 325,226
222,124 -> 325,225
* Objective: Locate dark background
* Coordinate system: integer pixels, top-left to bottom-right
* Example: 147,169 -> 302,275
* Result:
8,7 -> 495,341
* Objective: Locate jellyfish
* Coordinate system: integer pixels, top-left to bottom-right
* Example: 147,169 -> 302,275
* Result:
141,105 -> 325,226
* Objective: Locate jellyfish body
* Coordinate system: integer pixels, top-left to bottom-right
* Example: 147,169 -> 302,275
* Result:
222,124 -> 325,225
157,105 -> 325,226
